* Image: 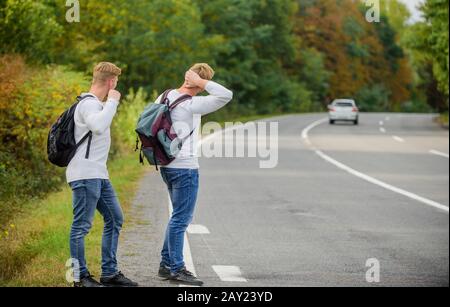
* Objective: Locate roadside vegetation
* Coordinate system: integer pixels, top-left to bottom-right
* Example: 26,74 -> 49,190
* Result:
0,0 -> 448,285
0,154 -> 145,286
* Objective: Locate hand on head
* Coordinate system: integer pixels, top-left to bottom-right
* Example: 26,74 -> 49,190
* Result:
185,70 -> 200,88
185,70 -> 208,90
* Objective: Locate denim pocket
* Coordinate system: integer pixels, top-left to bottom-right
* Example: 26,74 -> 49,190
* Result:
69,180 -> 86,190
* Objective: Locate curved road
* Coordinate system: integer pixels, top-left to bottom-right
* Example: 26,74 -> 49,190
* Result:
189,113 -> 449,287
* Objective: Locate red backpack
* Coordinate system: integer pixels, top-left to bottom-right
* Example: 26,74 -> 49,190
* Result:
135,90 -> 193,170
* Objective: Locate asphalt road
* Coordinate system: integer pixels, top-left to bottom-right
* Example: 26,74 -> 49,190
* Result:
120,113 -> 449,287
190,113 -> 448,287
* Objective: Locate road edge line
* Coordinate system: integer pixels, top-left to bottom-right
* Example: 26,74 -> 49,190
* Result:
302,118 -> 449,213
430,150 -> 450,159
164,122 -> 254,280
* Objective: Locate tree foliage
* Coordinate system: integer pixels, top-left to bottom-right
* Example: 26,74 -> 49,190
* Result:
416,0 -> 449,97
404,0 -> 449,111
1,0 -> 448,215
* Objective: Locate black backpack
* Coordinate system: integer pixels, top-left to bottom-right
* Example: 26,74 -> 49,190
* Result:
47,95 -> 95,167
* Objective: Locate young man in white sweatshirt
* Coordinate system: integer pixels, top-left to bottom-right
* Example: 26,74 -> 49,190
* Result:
156,64 -> 233,286
67,62 -> 138,287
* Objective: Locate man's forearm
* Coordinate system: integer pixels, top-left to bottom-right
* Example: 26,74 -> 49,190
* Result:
188,81 -> 233,115
196,79 -> 209,90
85,99 -> 119,134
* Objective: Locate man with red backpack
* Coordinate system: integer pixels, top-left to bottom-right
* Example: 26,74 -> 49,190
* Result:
153,64 -> 233,286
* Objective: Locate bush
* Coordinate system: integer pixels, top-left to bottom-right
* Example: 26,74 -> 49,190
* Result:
400,99 -> 434,113
0,55 -> 154,224
111,88 -> 156,156
355,84 -> 391,112
0,0 -> 62,63
283,80 -> 318,113
0,55 -> 89,222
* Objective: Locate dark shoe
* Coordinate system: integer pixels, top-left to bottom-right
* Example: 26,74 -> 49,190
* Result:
74,274 -> 104,287
100,271 -> 139,287
158,265 -> 171,279
170,268 -> 204,286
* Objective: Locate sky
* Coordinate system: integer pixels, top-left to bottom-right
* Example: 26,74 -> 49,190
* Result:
400,0 -> 424,23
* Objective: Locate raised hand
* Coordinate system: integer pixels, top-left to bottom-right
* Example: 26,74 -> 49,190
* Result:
185,70 -> 208,90
108,89 -> 121,102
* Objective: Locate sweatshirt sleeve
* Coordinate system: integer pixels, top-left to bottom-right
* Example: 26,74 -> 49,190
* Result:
78,98 -> 119,134
186,81 -> 233,116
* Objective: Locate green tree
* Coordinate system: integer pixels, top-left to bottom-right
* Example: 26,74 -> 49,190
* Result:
294,0 -> 412,110
295,48 -> 330,104
195,0 -> 309,114
382,0 -> 412,37
405,0 -> 449,111
105,0 -> 220,92
0,0 -> 62,62
421,0 -> 449,96
373,15 -> 404,72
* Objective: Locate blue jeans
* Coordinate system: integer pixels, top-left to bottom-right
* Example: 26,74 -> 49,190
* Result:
69,179 -> 123,280
160,168 -> 199,273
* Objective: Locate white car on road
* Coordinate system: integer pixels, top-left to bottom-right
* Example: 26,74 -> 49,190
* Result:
328,99 -> 359,125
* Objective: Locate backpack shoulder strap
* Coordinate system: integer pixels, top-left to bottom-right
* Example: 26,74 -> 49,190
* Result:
76,94 -> 96,103
169,94 -> 192,111
160,90 -> 172,106
74,94 -> 96,121
74,94 -> 96,160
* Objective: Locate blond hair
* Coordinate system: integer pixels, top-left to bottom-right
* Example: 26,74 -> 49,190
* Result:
93,62 -> 122,84
190,63 -> 215,80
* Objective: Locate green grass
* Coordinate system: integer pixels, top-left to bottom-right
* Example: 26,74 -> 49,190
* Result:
0,112 -> 283,287
0,153 -> 146,287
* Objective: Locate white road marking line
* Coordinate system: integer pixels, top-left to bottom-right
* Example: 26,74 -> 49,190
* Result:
429,150 -> 450,159
392,136 -> 405,143
379,121 -> 384,126
301,118 -> 328,142
201,125 -> 255,284
163,123 -> 251,285
380,127 -> 386,133
201,125 -> 254,284
385,116 -> 390,121
302,118 -> 449,213
187,224 -> 211,234
212,266 -> 247,282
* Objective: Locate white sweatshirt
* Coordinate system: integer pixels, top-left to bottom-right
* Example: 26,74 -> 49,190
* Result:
156,81 -> 233,169
66,93 -> 119,183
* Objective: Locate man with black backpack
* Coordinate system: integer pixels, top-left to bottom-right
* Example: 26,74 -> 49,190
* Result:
59,62 -> 138,287
152,64 -> 233,286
